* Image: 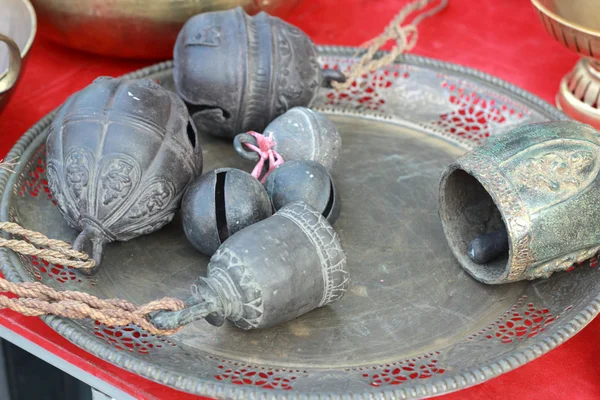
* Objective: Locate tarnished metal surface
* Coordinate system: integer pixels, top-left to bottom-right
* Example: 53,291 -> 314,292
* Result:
45,77 -> 203,270
440,121 -> 600,284
0,48 -> 594,400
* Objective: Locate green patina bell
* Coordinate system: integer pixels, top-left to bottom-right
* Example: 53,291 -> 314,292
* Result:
439,121 -> 600,284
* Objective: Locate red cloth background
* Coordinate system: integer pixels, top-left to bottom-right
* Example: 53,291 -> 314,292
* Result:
0,0 -> 599,399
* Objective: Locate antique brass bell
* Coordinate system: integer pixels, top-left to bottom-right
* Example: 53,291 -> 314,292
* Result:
46,77 -> 203,273
181,168 -> 272,256
152,202 -> 349,330
234,107 -> 342,172
439,121 -> 600,284
174,8 -> 346,139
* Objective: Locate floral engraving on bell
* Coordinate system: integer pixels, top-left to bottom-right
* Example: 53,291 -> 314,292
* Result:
46,77 -> 203,271
516,150 -> 596,193
100,157 -> 138,206
65,148 -> 91,204
128,179 -> 175,220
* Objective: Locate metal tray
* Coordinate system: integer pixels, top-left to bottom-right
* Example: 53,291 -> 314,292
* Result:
0,46 -> 595,399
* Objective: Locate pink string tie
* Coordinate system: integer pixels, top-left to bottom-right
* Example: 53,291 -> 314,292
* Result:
242,131 -> 284,183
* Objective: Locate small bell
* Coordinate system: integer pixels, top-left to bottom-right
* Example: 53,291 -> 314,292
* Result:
439,121 -> 600,284
264,160 -> 341,223
152,202 -> 349,330
181,168 -> 272,256
46,77 -> 203,273
234,107 -> 342,172
173,8 -> 346,139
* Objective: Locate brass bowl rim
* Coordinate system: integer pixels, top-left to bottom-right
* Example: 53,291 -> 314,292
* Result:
1,0 -> 37,76
531,0 -> 600,38
18,0 -> 37,60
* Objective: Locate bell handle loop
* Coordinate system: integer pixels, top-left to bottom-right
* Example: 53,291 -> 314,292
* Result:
150,297 -> 220,330
233,133 -> 260,162
321,68 -> 347,89
73,228 -> 104,276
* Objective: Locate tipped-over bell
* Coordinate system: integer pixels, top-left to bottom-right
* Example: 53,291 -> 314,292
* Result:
174,8 -> 345,139
234,107 -> 342,171
152,202 -> 349,330
439,121 -> 600,284
46,77 -> 203,273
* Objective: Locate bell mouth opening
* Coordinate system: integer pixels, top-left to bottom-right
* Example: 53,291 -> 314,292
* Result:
440,167 -> 510,284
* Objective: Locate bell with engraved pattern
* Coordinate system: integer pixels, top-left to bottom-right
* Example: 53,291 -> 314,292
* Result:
152,202 -> 349,330
45,77 -> 203,274
439,121 -> 600,284
173,7 -> 345,139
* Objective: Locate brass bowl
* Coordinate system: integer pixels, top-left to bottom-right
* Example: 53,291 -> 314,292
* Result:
31,0 -> 301,59
532,0 -> 600,128
0,0 -> 37,113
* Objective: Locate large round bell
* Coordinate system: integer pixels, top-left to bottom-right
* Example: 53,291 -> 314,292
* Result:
264,160 -> 341,223
181,168 -> 272,256
45,77 -> 203,273
173,7 -> 345,139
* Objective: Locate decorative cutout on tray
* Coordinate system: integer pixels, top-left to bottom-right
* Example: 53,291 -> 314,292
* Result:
355,351 -> 445,387
467,296 -> 573,344
17,253 -> 96,286
93,322 -> 176,355
210,356 -> 304,390
426,83 -> 526,144
322,60 -> 406,113
316,56 -> 539,148
14,148 -> 56,205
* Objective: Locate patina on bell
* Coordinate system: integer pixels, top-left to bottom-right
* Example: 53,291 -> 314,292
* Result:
181,168 -> 272,256
439,121 -> 600,284
46,77 -> 203,274
152,202 -> 349,330
264,160 -> 341,223
234,107 -> 342,171
173,8 -> 345,139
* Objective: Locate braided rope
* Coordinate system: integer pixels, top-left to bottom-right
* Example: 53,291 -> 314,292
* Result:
332,0 -> 448,91
0,221 -> 95,269
0,220 -> 185,335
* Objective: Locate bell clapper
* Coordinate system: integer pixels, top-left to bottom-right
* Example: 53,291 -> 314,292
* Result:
468,230 -> 509,265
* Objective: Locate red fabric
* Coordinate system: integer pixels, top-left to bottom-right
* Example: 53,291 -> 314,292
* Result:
0,0 -> 598,398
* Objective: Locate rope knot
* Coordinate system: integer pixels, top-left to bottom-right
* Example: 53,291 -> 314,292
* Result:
243,131 -> 285,183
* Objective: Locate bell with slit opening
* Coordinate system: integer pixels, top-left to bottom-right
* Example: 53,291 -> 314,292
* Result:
46,77 -> 203,274
152,202 -> 349,331
182,168 -> 272,256
174,7 -> 346,139
264,160 -> 341,224
439,120 -> 600,284
234,107 -> 342,172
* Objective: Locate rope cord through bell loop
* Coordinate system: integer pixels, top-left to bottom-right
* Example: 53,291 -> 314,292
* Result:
0,221 -> 185,336
332,0 -> 449,91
